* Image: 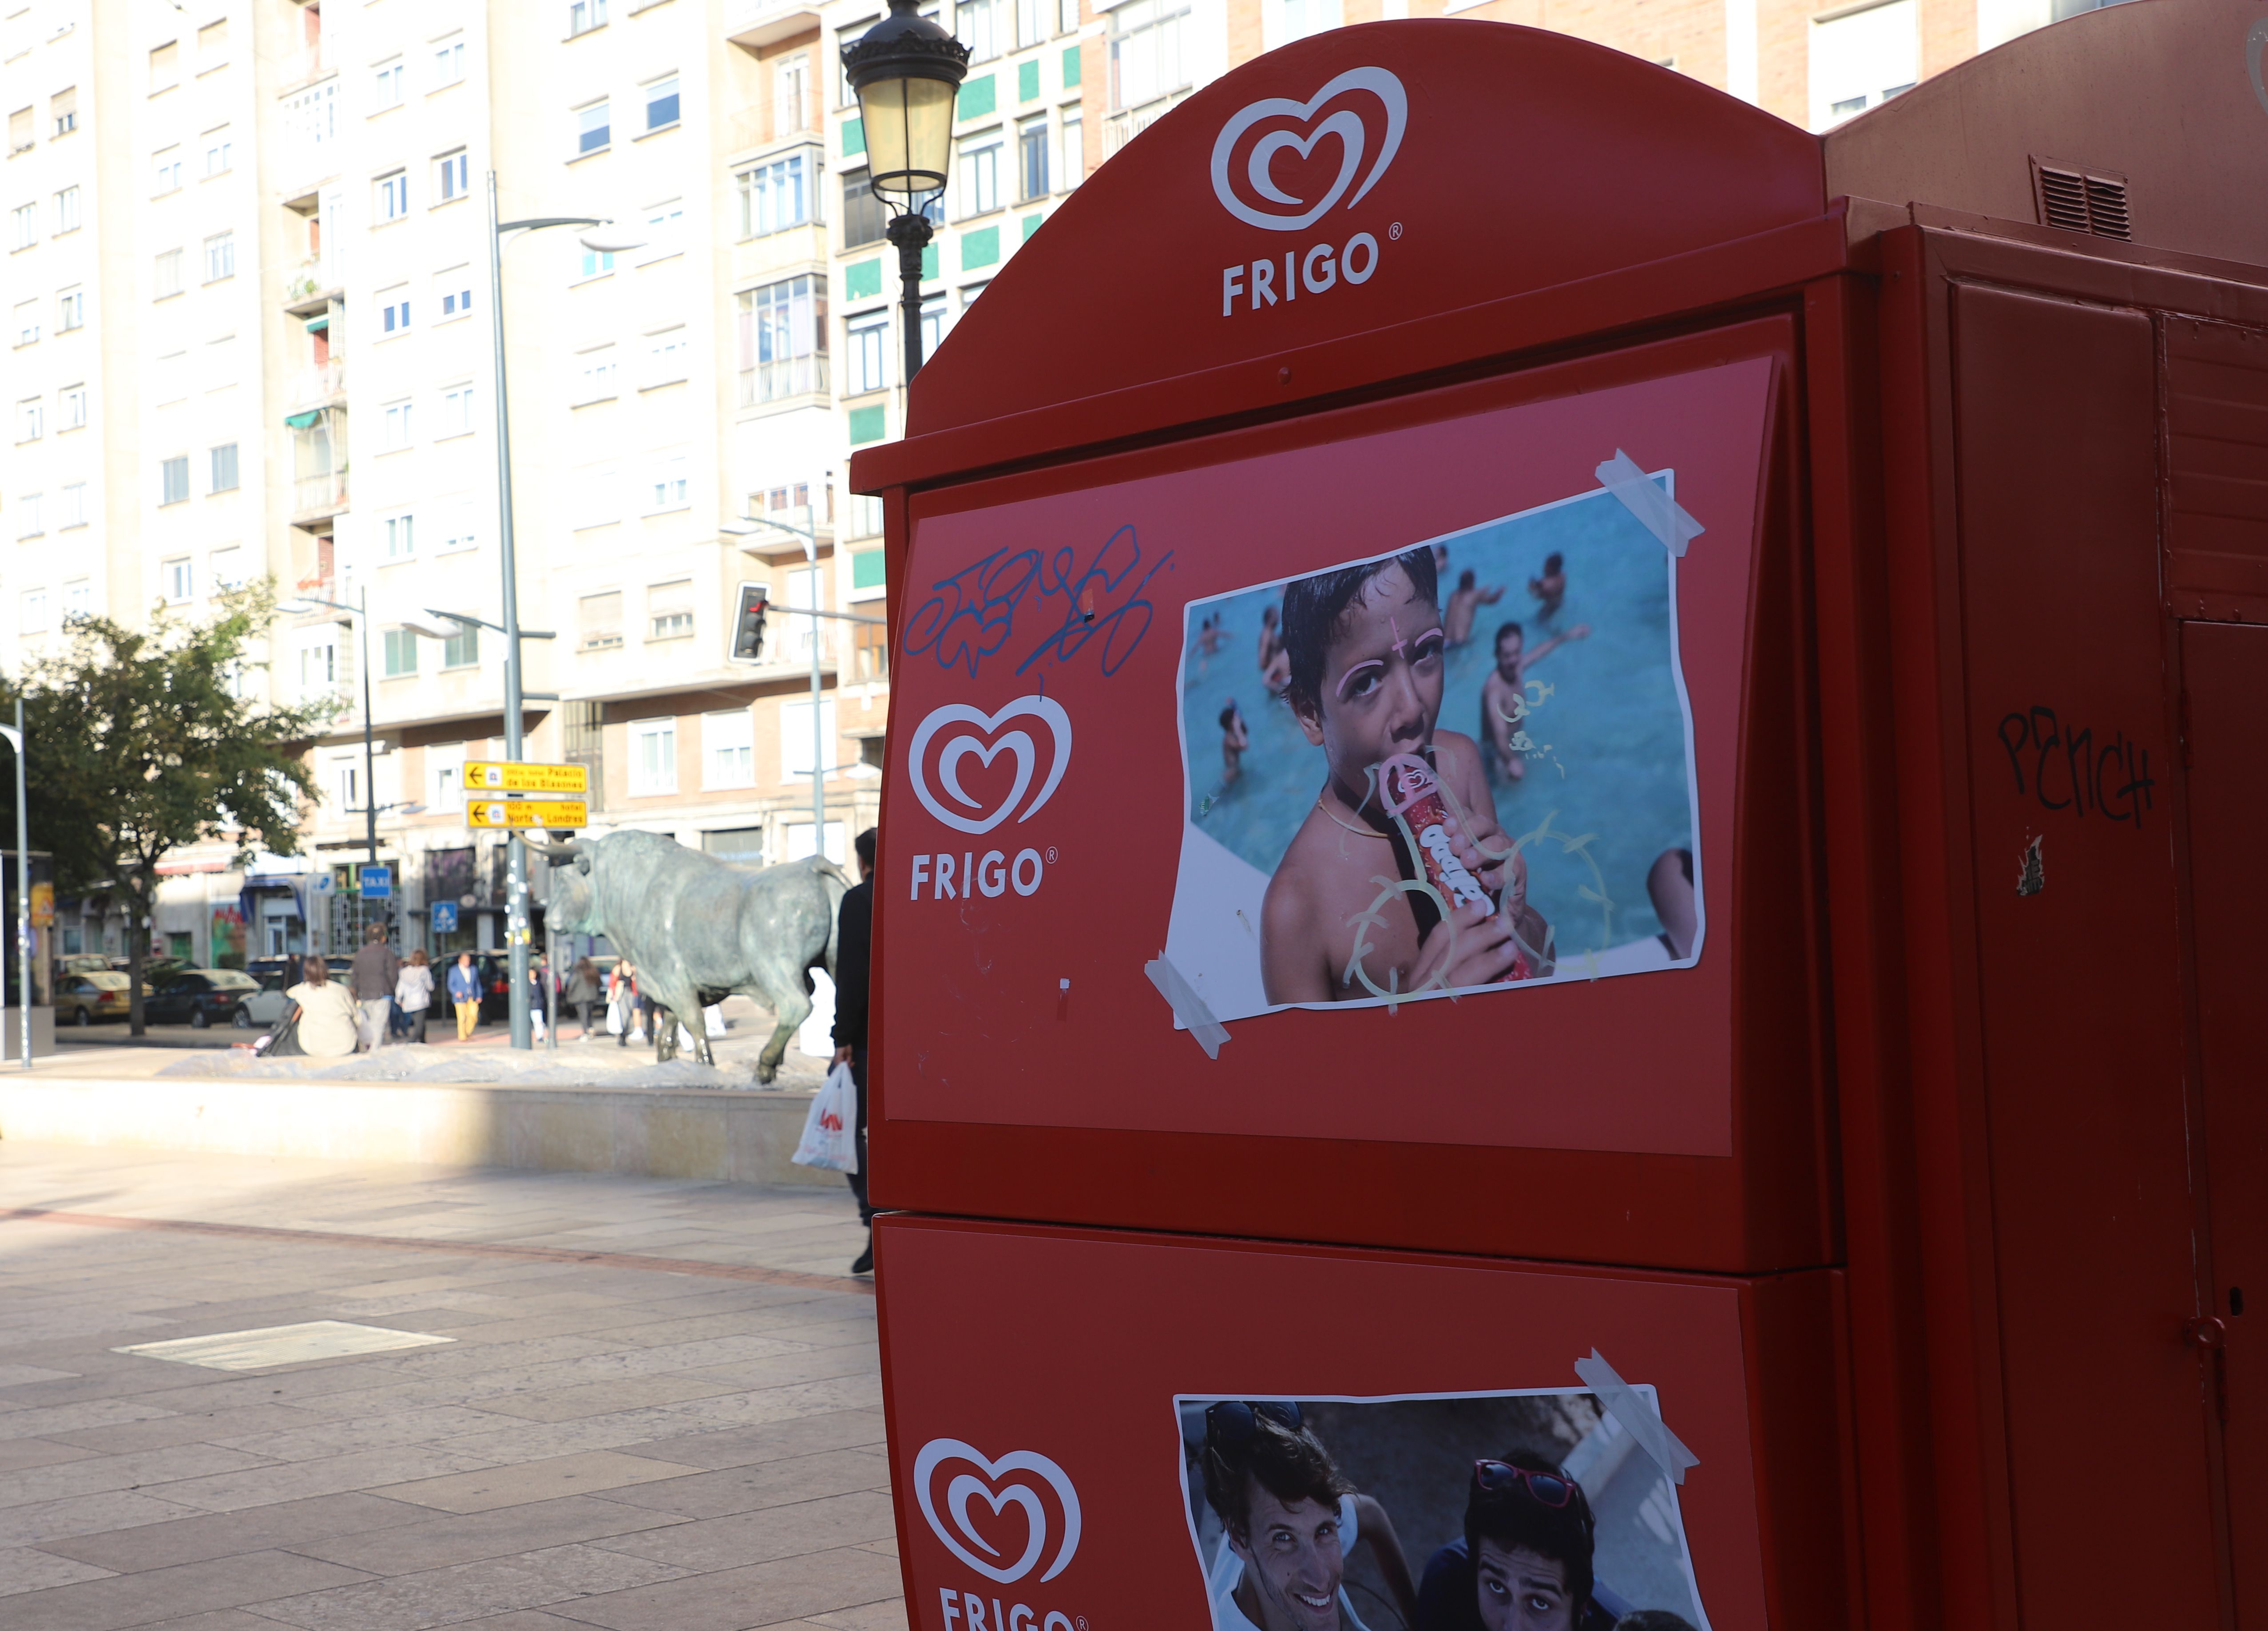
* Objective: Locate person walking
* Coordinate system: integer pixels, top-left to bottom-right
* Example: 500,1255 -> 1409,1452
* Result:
285,955 -> 361,1058
566,957 -> 601,1040
395,949 -> 435,1045
610,960 -> 642,1047
832,827 -> 877,1275
349,922 -> 402,1052
447,951 -> 482,1041
528,955 -> 550,1042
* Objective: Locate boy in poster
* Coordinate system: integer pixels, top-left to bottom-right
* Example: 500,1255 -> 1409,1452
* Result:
1259,550 -> 1550,1004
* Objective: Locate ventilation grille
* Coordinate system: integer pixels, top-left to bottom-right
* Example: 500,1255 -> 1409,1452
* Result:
2032,158 -> 2132,241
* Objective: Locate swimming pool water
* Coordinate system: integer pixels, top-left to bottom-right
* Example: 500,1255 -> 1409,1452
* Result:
1177,487 -> 1698,959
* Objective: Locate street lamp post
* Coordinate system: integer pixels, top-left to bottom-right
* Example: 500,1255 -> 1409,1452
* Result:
844,0 -> 969,385
0,700 -> 28,1071
721,515 -> 888,863
484,175 -> 641,1048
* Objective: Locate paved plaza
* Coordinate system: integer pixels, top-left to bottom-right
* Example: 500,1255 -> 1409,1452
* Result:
0,1144 -> 896,1631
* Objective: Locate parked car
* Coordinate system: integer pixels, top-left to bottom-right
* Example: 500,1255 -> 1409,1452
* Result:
143,968 -> 263,1029
55,972 -> 139,1026
234,969 -> 293,1030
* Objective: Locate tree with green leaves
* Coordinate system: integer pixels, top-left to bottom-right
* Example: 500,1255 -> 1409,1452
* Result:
12,584 -> 335,1034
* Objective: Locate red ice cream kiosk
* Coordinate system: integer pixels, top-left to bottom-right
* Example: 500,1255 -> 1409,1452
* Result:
846,2 -> 2267,1625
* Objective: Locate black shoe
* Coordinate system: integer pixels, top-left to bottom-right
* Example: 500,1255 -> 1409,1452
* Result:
850,1238 -> 874,1275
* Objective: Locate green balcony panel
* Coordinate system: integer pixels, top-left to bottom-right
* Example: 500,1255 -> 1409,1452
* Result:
849,404 -> 887,445
1019,60 -> 1040,102
1062,45 -> 1082,87
845,258 -> 883,301
1022,213 -> 1044,242
842,116 -> 865,156
853,548 -> 886,590
958,75 -> 995,119
923,242 -> 939,280
962,226 -> 1000,269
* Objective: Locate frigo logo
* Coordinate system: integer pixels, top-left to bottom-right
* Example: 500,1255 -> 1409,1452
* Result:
915,1438 -> 1089,1631
907,697 -> 1074,837
1209,66 -> 1407,232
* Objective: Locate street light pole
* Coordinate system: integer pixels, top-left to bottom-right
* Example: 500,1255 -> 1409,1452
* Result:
484,176 -> 638,1049
0,701 -> 27,1071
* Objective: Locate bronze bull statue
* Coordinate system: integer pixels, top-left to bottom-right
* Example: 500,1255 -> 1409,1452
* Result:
527,830 -> 850,1083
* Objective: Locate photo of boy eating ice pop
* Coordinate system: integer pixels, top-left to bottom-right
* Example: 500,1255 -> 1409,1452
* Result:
1260,547 -> 1554,1006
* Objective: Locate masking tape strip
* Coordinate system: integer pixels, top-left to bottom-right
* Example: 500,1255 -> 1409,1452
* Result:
1144,955 -> 1229,1060
1595,449 -> 1705,557
1574,1348 -> 1700,1485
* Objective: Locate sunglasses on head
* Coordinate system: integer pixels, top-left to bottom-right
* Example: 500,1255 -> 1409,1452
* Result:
1469,1459 -> 1577,1509
1205,1400 -> 1304,1447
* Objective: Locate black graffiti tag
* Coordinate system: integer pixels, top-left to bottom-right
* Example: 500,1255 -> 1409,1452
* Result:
1995,706 -> 2156,828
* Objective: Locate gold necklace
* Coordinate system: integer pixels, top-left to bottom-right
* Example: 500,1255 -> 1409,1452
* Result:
1316,794 -> 1392,838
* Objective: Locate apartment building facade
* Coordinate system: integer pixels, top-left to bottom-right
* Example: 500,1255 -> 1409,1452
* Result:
4,0 -> 2115,969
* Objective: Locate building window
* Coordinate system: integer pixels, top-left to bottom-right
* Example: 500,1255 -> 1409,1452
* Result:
440,383 -> 475,436
431,752 -> 464,813
12,301 -> 36,348
53,186 -> 79,233
160,455 -> 189,505
641,196 -> 684,260
20,589 -> 48,633
577,245 -> 615,280
433,33 -> 465,86
569,0 -> 608,36
1019,114 -> 1049,200
853,614 -> 891,679
579,590 -> 623,650
380,286 -> 411,333
1061,109 -> 1083,184
7,202 -> 32,252
841,170 -> 887,248
629,718 -> 677,796
958,0 -> 1001,60
776,55 -> 809,131
155,349 -> 187,405
848,492 -> 885,539
62,578 -> 91,619
153,146 -> 181,194
203,125 -> 232,175
210,546 -> 244,588
738,275 -> 828,404
1110,0 -> 1189,111
442,623 -> 478,668
60,384 -> 85,428
703,709 -> 754,788
646,454 -> 689,513
781,698 -> 839,780
384,513 -> 415,558
203,232 -> 234,282
434,148 -> 468,202
335,760 -> 362,812
1018,0 -> 1047,48
1808,0 -> 1918,130
739,152 -> 813,237
644,327 -> 687,387
847,311 -> 889,396
438,507 -> 479,552
376,170 -> 409,221
154,249 -> 184,298
209,442 -> 239,493
7,107 -> 30,155
920,293 -> 948,360
576,99 -> 610,155
644,75 -> 679,132
373,56 -> 404,109
436,267 -> 473,318
59,483 -> 85,528
575,345 -> 618,404
14,495 -> 41,538
649,579 -> 694,642
299,634 -> 337,693
383,398 -> 412,449
959,132 -> 1002,217
163,557 -> 194,602
382,628 -> 419,677
15,396 -> 40,441
56,285 -> 82,332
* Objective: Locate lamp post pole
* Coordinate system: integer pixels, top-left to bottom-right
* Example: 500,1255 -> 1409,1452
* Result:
887,212 -> 932,388
0,702 -> 26,1070
484,177 -> 623,1049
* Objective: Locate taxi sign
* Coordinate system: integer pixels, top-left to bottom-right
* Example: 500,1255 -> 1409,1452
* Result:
465,760 -> 589,795
468,798 -> 588,830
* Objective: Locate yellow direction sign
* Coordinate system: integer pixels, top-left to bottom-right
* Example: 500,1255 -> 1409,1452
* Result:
468,799 -> 588,830
465,760 -> 588,795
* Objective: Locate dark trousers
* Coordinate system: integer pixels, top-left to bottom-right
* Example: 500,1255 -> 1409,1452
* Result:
404,1005 -> 428,1044
575,999 -> 595,1035
846,1045 -> 870,1224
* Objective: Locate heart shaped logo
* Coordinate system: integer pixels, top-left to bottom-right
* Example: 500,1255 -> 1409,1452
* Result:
906,697 -> 1074,836
1210,66 -> 1408,232
912,1438 -> 1082,1585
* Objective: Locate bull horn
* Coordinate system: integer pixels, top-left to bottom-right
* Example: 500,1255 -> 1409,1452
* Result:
521,836 -> 586,861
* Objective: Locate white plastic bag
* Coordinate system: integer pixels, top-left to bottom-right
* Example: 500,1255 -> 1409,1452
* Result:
791,1061 -> 859,1174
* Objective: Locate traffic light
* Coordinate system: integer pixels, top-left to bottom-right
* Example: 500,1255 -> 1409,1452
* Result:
730,582 -> 769,663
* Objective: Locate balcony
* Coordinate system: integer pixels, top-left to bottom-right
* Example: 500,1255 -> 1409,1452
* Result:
284,257 -> 341,317
278,40 -> 334,93
293,470 -> 348,525
1103,90 -> 1190,162
726,0 -> 823,50
289,361 -> 347,412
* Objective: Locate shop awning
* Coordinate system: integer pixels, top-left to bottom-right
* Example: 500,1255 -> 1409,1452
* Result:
285,409 -> 321,429
303,313 -> 330,333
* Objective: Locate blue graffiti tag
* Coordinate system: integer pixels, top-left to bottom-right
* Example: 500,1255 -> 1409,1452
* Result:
902,524 -> 1172,680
